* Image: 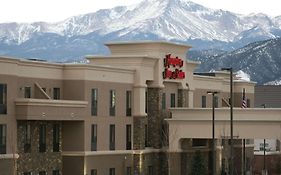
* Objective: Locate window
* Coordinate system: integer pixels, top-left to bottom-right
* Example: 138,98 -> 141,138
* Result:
162,93 -> 166,109
126,91 -> 132,116
201,96 -> 206,108
170,93 -> 175,107
145,124 -> 148,147
0,84 -> 7,114
260,142 -> 269,151
39,171 -> 46,175
91,124 -> 97,151
109,125 -> 115,150
91,89 -> 98,116
145,91 -> 148,113
91,169 -> 97,175
109,168 -> 115,175
24,123 -> 31,153
192,139 -> 207,147
126,125 -> 132,150
39,124 -> 46,152
23,172 -> 31,175
52,170 -> 60,175
24,86 -> 31,98
109,90 -> 116,116
53,124 -> 60,152
0,124 -> 6,154
214,96 -> 219,108
148,166 -> 154,175
126,167 -> 131,175
53,88 -> 60,100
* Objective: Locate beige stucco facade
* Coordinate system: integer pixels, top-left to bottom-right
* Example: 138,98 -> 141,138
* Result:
0,41 -> 272,175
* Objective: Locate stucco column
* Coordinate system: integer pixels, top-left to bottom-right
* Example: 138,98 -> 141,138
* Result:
188,90 -> 194,108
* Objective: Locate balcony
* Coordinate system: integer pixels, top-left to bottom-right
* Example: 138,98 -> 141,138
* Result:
15,98 -> 88,121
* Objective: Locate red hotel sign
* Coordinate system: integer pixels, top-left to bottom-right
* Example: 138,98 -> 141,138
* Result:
163,54 -> 185,79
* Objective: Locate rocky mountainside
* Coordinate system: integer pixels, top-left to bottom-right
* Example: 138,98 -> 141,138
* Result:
1,0 -> 281,61
189,38 -> 281,84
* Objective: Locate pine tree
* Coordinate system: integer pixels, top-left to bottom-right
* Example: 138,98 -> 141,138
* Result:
191,150 -> 207,175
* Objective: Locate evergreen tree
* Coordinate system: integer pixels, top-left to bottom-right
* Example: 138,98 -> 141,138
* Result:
191,150 -> 207,175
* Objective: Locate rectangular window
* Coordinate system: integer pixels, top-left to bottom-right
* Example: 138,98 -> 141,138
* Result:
214,96 -> 219,108
39,124 -> 46,152
126,167 -> 131,175
0,124 -> 6,154
109,125 -> 115,150
126,91 -> 132,116
53,88 -> 60,100
126,125 -> 132,150
109,168 -> 115,175
23,172 -> 31,175
192,139 -> 207,147
162,93 -> 166,109
91,169 -> 97,175
0,84 -> 7,114
148,166 -> 154,175
91,89 -> 98,116
170,93 -> 176,107
39,171 -> 46,175
91,124 -> 97,151
201,95 -> 206,108
145,124 -> 148,147
109,90 -> 116,116
145,91 -> 148,113
24,86 -> 31,98
52,170 -> 60,175
24,123 -> 31,153
53,124 -> 60,152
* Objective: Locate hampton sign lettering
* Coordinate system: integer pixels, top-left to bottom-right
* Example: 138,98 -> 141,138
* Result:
163,54 -> 185,79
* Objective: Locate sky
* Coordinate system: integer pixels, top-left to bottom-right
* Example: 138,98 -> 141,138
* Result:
0,0 -> 281,23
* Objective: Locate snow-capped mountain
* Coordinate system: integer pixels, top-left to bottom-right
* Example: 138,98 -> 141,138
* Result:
190,38 -> 281,84
1,0 -> 281,46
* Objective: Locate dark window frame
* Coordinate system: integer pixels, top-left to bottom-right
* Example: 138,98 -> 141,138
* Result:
109,168 -> 115,175
53,124 -> 60,152
53,87 -> 60,100
24,123 -> 31,153
91,89 -> 98,116
202,95 -> 206,108
170,93 -> 176,107
24,86 -> 31,98
91,124 -> 97,151
91,169 -> 97,175
126,125 -> 132,150
39,124 -> 46,153
109,125 -> 115,150
109,90 -> 116,116
0,84 -> 7,114
126,90 -> 132,116
0,124 -> 6,154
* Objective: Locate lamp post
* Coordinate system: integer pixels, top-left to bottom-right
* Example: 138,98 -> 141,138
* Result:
207,91 -> 219,175
221,67 -> 233,175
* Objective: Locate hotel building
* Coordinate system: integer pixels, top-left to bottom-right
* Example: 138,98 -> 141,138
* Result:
0,41 -> 256,175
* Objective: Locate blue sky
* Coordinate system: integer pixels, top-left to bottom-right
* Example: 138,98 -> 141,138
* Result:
0,0 -> 280,23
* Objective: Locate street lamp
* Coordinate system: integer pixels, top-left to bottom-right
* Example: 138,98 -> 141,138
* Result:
207,91 -> 219,175
221,67 -> 233,175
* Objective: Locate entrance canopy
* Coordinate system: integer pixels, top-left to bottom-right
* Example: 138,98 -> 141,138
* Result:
166,108 -> 281,151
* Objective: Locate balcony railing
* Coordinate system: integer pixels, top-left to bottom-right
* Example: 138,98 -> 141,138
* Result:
15,98 -> 88,121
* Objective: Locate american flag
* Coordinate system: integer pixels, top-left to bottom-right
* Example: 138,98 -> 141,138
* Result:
241,88 -> 247,108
